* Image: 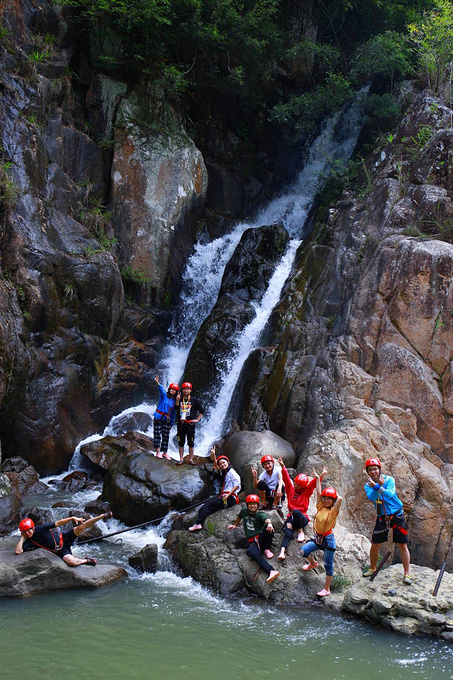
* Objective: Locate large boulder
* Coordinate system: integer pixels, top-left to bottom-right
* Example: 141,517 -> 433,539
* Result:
80,431 -> 155,470
0,473 -> 22,536
220,430 -> 295,494
0,550 -> 127,597
102,453 -> 213,525
343,564 -> 453,638
1,457 -> 47,495
128,544 -> 159,573
165,503 -> 369,603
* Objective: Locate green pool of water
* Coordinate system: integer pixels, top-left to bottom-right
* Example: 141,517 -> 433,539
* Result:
1,572 -> 452,680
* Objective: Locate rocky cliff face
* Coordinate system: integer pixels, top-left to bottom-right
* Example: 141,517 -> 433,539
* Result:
0,1 -> 208,472
236,91 -> 453,569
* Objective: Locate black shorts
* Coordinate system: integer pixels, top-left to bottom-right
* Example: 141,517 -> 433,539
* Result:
177,422 -> 195,447
372,513 -> 408,545
56,528 -> 77,559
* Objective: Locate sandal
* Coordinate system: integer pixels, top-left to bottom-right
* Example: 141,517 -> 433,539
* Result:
188,460 -> 196,466
316,588 -> 330,597
176,460 -> 184,466
302,561 -> 319,571
101,511 -> 113,520
85,557 -> 97,566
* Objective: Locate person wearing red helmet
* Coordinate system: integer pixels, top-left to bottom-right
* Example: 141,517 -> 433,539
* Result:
227,494 -> 279,584
188,448 -> 241,531
300,468 -> 343,597
363,457 -> 411,584
175,381 -> 204,465
15,511 -> 113,567
251,455 -> 284,509
276,456 -> 323,561
153,375 -> 179,460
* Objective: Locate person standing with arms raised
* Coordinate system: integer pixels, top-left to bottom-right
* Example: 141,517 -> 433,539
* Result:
175,382 -> 204,465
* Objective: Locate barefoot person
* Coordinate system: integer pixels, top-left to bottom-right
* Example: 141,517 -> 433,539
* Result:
175,382 -> 204,465
363,457 -> 411,584
227,494 -> 279,584
188,449 -> 241,531
15,512 -> 113,567
300,470 -> 342,598
153,376 -> 179,460
251,455 -> 284,509
276,456 -> 322,561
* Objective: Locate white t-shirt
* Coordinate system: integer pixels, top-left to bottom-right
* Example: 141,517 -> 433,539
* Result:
258,467 -> 281,491
222,468 -> 241,495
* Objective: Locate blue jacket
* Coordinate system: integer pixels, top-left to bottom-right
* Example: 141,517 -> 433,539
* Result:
364,475 -> 403,516
154,385 -> 176,425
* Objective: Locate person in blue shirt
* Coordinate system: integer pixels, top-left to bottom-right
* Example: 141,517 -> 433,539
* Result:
153,376 -> 179,460
363,457 -> 411,584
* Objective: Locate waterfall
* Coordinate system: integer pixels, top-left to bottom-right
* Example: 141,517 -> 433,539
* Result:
69,88 -> 367,466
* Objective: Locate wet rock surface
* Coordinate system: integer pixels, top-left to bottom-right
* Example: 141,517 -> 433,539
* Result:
102,453 -> 213,525
80,431 -> 155,470
128,544 -> 158,573
1,457 -> 48,495
0,550 -> 127,598
343,564 -> 453,639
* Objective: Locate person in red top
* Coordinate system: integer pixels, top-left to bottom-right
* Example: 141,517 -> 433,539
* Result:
276,456 -> 325,561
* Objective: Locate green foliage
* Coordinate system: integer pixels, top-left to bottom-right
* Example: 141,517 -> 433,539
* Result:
350,31 -> 414,86
0,146 -> 19,217
365,93 -> 401,132
408,0 -> 453,93
330,574 -> 351,592
402,124 -> 434,160
121,265 -> 150,286
27,48 -> 51,63
270,72 -> 353,132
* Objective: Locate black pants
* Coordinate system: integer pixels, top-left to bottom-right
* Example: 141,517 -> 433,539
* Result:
246,530 -> 274,575
281,510 -> 309,549
197,496 -> 237,525
256,480 -> 285,505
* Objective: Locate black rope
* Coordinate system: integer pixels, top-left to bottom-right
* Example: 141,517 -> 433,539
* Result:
77,495 -> 217,545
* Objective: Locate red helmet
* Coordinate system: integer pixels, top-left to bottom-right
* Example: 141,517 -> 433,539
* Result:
321,486 -> 338,499
260,455 -> 274,466
181,382 -> 192,390
19,518 -> 35,532
217,455 -> 230,465
168,383 -> 179,391
246,494 -> 261,504
294,473 -> 309,488
365,458 -> 381,469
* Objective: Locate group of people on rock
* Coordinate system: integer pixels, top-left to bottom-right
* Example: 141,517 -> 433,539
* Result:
15,378 -> 411,595
185,448 -> 411,596
153,376 -> 204,465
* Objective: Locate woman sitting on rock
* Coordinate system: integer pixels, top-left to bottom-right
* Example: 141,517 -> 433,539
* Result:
153,375 -> 179,460
188,448 -> 241,531
227,493 -> 279,584
277,456 -> 322,561
300,469 -> 342,598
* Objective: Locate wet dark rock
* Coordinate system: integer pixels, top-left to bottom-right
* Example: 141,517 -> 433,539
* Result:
183,225 -> 289,401
80,431 -> 155,470
26,506 -> 54,525
60,471 -> 89,492
110,411 -> 153,436
84,499 -> 111,515
0,474 -> 22,536
0,550 -> 127,597
102,453 -> 213,525
128,544 -> 158,573
1,457 -> 48,495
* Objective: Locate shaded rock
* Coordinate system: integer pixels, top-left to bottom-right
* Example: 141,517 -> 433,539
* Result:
1,457 -> 48,495
343,564 -> 453,638
26,506 -> 54,525
0,550 -> 127,597
110,411 -> 153,436
84,499 -> 112,515
0,473 -> 22,536
60,471 -> 89,492
221,430 -> 295,494
102,452 -> 213,525
128,544 -> 158,573
165,503 -> 369,603
80,431 -> 155,470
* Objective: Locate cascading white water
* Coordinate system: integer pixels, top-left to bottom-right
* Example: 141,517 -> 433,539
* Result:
69,88 -> 367,465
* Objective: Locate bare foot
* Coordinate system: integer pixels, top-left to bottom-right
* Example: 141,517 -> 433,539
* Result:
277,551 -> 286,561
266,570 -> 280,583
188,524 -> 203,532
264,549 -> 274,559
297,530 -> 305,543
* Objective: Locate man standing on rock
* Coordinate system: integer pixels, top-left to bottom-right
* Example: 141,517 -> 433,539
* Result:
175,382 -> 204,465
15,512 -> 113,567
363,457 -> 411,584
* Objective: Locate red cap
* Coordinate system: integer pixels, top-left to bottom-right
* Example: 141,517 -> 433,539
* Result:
217,455 -> 230,465
181,382 -> 192,390
246,494 -> 261,504
294,473 -> 309,488
168,383 -> 179,391
260,455 -> 274,465
365,458 -> 381,469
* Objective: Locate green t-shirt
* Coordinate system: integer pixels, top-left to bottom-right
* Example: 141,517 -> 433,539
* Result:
238,507 -> 267,539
